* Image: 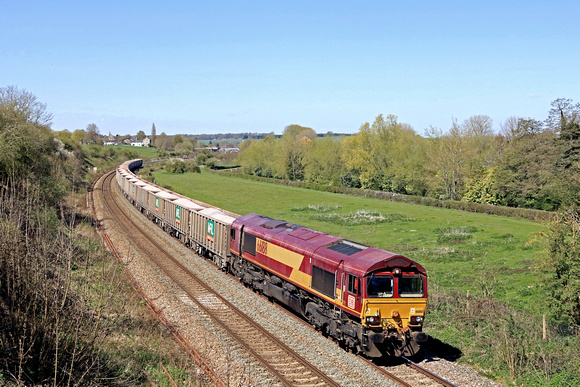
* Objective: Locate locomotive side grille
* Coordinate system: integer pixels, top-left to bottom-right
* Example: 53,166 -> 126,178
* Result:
327,241 -> 366,256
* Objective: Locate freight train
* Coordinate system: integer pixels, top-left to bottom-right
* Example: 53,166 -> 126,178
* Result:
116,159 -> 428,357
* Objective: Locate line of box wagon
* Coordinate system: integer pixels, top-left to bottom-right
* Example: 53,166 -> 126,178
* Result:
116,159 -> 429,358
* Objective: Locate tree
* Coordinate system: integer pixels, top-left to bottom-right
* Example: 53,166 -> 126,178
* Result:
493,130 -> 560,209
155,132 -> 174,150
546,98 -> 580,132
554,121 -> 580,206
0,86 -> 56,179
175,138 -> 196,155
0,86 -> 86,202
304,136 -> 343,185
462,168 -> 500,205
278,125 -> 316,180
342,114 -> 427,194
425,120 -> 468,200
341,121 -> 375,187
237,134 -> 278,177
71,129 -> 85,144
151,122 -> 157,145
83,123 -> 102,145
0,85 -> 53,126
463,114 -> 493,137
136,130 -> 146,141
542,208 -> 580,325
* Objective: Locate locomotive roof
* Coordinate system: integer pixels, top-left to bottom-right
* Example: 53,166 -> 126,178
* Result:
235,213 -> 426,276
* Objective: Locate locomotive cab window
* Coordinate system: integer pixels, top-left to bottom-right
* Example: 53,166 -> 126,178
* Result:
398,275 -> 424,297
347,274 -> 359,295
230,228 -> 236,241
366,275 -> 393,298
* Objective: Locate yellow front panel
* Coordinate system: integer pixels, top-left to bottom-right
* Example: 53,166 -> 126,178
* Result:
362,298 -> 427,329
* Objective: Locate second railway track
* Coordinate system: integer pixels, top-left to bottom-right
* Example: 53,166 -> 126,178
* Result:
100,170 -> 340,387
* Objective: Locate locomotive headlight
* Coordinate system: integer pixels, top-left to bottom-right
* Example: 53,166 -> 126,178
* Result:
410,316 -> 423,324
366,316 -> 380,324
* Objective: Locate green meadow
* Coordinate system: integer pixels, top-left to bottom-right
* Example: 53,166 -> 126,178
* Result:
148,168 -> 548,316
116,144 -> 160,158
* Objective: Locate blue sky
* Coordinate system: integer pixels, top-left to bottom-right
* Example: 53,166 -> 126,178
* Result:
1,1 -> 578,136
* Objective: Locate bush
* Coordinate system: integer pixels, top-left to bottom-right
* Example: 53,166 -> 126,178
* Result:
165,159 -> 186,173
427,285 -> 580,385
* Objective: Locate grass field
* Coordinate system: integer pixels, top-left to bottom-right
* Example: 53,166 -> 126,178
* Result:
147,167 -> 549,316
114,144 -> 160,158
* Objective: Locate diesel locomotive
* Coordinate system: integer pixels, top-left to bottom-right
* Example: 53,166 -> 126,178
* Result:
116,159 -> 428,357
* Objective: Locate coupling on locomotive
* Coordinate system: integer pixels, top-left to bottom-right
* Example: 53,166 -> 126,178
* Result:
116,159 -> 428,358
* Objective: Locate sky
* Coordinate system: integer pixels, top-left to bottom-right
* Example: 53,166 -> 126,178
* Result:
1,1 -> 579,136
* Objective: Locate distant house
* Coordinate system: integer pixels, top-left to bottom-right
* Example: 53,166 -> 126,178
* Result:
104,141 -> 116,145
142,137 -> 151,147
130,142 -> 144,147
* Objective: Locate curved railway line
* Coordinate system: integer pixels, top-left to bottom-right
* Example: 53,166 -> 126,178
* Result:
99,170 -> 339,387
94,167 -> 471,386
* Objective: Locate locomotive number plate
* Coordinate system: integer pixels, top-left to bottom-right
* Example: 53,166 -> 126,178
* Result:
347,294 -> 355,309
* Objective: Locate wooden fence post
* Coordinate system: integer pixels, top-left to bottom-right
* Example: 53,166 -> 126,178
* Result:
543,314 -> 547,341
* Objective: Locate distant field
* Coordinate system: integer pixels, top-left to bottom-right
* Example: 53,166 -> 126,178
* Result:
114,145 -> 159,158
148,168 -> 548,316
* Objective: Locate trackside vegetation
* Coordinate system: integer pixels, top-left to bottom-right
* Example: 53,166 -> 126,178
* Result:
0,86 -> 199,385
146,166 -> 580,386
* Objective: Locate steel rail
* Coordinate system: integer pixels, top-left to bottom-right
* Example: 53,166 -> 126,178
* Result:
401,356 -> 458,387
92,172 -> 225,386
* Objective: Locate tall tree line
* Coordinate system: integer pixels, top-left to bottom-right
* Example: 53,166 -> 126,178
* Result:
238,99 -> 580,211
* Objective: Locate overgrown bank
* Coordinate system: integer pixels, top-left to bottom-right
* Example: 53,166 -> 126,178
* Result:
0,183 -> 199,385
0,86 -> 197,385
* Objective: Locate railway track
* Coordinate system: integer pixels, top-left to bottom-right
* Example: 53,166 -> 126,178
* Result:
261,289 -> 459,387
361,356 -> 458,387
99,171 -> 339,387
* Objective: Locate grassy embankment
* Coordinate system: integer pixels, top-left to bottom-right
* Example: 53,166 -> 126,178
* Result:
146,167 -> 580,386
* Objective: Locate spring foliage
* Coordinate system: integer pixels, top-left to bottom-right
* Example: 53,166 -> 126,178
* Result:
543,209 -> 580,325
238,99 -> 580,211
